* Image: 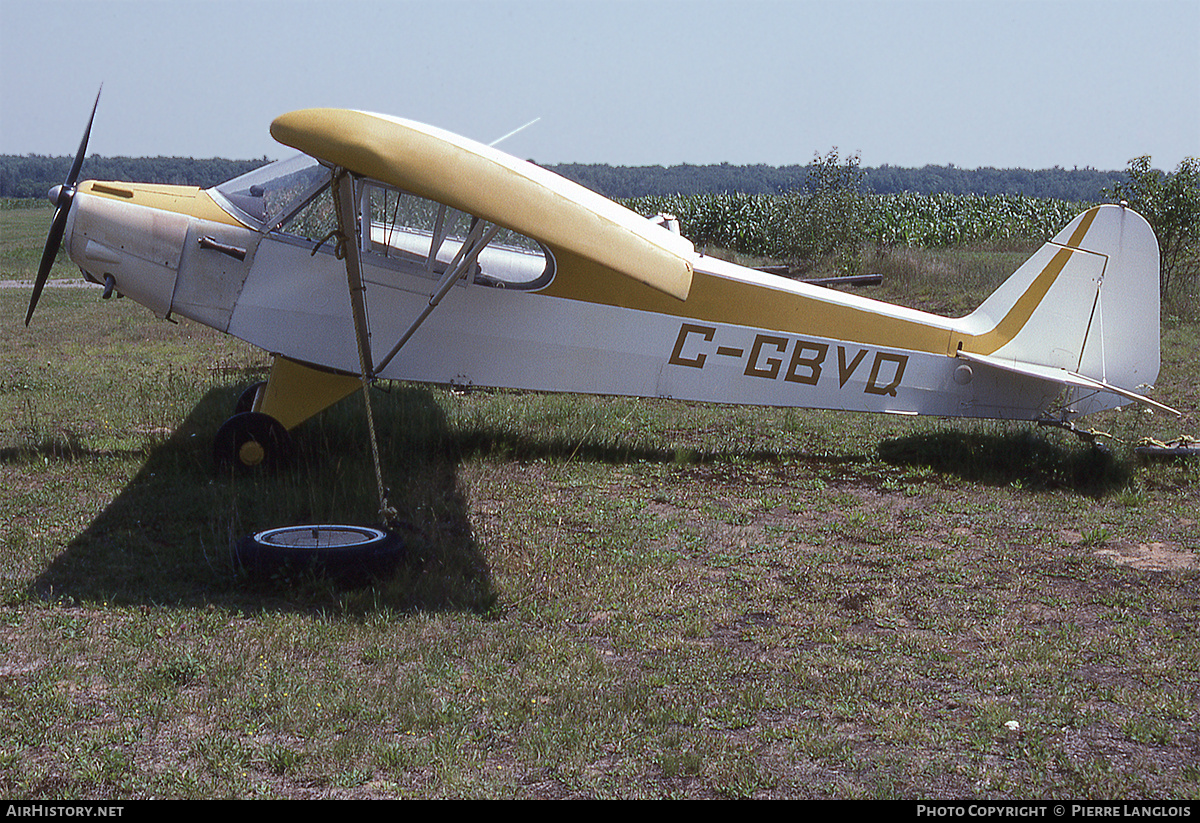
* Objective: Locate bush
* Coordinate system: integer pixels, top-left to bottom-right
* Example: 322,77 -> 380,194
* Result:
1105,156 -> 1200,313
772,149 -> 867,273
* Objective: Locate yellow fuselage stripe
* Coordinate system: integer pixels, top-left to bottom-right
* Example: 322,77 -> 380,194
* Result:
542,207 -> 1101,358
78,181 -> 246,227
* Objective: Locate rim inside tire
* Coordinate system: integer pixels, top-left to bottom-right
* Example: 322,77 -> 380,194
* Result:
256,525 -> 387,550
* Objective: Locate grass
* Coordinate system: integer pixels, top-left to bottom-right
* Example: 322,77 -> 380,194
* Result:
1,200 -> 63,282
861,241 -> 1035,315
1,208 -> 1198,797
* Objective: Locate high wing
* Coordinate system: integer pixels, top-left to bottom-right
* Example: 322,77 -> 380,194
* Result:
269,109 -> 695,302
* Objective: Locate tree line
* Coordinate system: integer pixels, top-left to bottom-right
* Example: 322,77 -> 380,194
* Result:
548,161 -> 1127,201
1,153 -> 1128,202
0,156 -> 270,199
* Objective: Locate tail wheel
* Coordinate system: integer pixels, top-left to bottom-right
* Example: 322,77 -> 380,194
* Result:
214,411 -> 291,472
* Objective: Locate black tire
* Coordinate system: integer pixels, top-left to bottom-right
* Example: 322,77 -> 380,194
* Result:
234,381 -> 267,415
214,411 -> 292,472
235,524 -> 406,584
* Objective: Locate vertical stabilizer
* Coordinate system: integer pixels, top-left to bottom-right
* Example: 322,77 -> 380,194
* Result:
960,205 -> 1161,405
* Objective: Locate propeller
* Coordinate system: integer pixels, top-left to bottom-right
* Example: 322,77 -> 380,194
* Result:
25,86 -> 102,326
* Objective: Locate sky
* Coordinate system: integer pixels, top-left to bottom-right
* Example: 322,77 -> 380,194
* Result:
1,0 -> 1197,171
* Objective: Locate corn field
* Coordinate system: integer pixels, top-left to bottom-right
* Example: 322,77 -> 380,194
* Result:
623,191 -> 1087,256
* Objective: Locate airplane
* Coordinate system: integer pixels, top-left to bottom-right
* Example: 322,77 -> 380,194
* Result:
27,94 -> 1178,497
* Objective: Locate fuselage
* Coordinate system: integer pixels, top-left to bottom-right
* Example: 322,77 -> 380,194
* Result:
58,117 -> 1162,428
57,170 -> 1067,424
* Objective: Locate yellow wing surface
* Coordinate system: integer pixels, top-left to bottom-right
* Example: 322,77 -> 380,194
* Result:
270,108 -> 694,302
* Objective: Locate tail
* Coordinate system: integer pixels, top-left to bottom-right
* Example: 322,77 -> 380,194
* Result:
954,204 -> 1175,417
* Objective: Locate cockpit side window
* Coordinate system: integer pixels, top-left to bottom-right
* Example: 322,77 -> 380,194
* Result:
363,185 -> 473,268
360,181 -> 554,290
215,161 -> 555,287
276,184 -> 337,245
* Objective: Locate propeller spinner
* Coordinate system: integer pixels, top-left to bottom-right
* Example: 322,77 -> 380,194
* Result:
25,86 -> 102,326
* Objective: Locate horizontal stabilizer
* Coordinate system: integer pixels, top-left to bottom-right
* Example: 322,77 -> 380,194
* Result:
956,350 -> 1179,417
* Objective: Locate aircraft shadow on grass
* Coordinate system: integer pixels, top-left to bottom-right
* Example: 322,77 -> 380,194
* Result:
28,384 -> 494,612
877,427 -> 1129,494
23,382 -> 834,612
26,382 -> 1129,610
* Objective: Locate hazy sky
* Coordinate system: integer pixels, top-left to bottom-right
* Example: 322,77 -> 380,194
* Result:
1,0 -> 1197,170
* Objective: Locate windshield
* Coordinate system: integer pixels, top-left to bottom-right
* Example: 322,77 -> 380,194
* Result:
212,154 -> 331,228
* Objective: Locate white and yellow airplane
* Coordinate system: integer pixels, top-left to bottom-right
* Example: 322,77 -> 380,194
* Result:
28,96 -> 1176,473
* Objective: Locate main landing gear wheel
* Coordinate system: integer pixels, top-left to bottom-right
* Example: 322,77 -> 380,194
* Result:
235,524 -> 405,585
214,411 -> 291,472
234,381 -> 267,415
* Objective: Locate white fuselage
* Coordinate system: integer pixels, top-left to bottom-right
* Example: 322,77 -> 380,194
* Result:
62,179 -> 1154,427
225,227 -> 1066,421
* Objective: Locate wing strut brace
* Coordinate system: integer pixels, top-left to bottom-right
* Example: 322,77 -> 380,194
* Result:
373,216 -> 500,374
332,169 -> 397,525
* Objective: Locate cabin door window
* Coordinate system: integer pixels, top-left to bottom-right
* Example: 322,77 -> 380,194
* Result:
359,182 -> 554,290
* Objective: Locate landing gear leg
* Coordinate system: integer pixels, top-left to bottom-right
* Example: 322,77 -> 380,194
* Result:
234,381 -> 266,415
213,357 -> 361,472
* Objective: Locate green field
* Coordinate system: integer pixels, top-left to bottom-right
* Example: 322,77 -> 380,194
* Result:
1,203 -> 1197,798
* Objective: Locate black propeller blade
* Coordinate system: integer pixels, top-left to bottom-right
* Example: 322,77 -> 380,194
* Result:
25,86 -> 102,326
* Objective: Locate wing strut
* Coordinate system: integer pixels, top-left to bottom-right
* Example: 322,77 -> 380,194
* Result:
332,170 -> 505,523
332,169 -> 397,525
373,216 -> 500,375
